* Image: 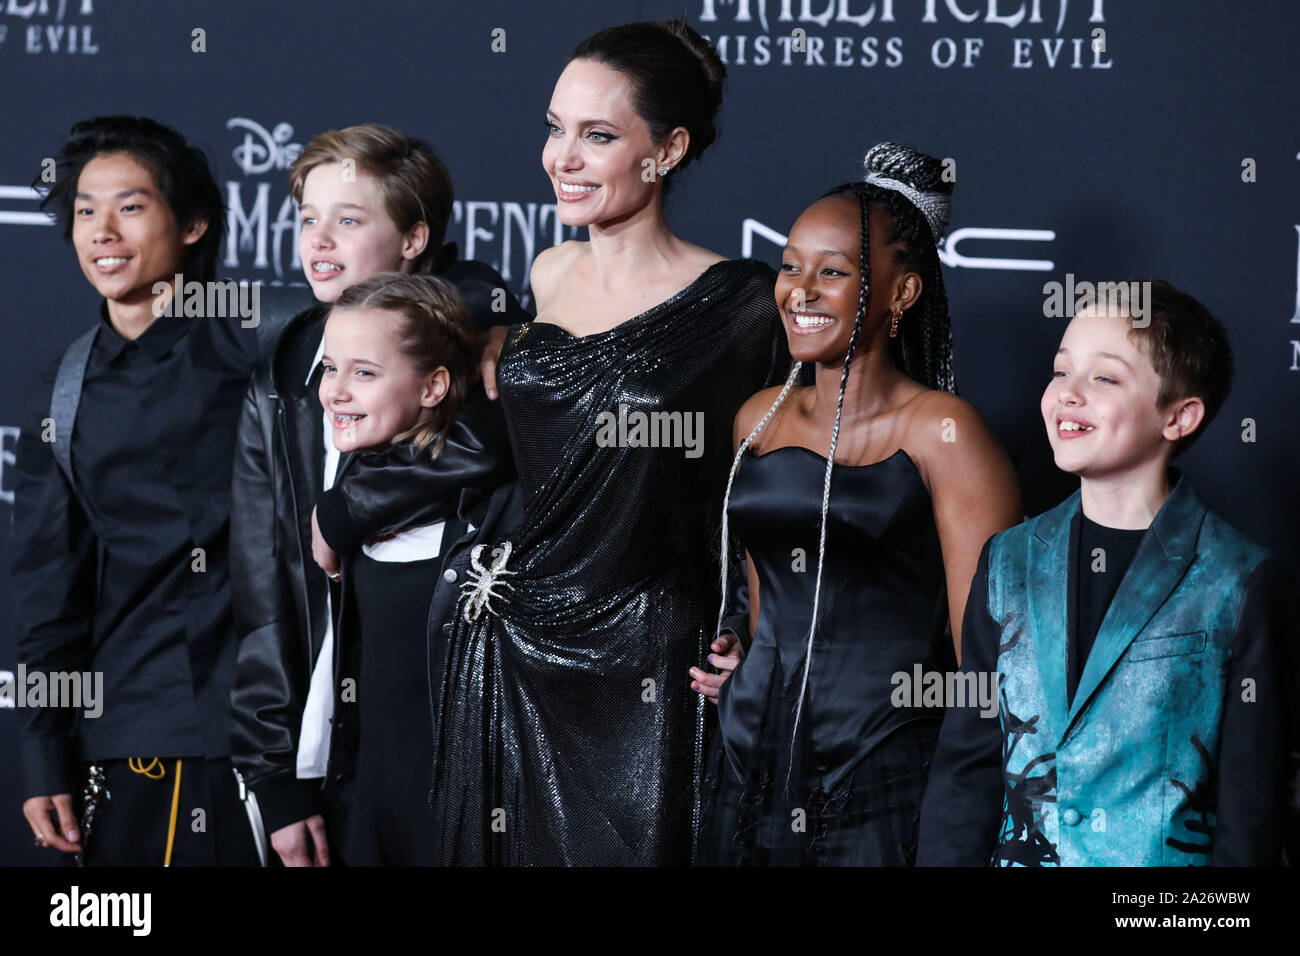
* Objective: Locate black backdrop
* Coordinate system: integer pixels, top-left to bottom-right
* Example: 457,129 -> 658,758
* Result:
2,0 -> 1297,865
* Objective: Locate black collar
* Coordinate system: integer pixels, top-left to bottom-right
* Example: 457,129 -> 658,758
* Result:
271,303 -> 330,399
95,299 -> 196,361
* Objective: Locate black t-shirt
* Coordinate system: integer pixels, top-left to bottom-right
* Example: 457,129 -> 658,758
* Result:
1070,514 -> 1147,705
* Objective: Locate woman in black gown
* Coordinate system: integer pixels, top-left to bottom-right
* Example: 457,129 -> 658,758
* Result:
693,144 -> 1022,865
429,21 -> 788,865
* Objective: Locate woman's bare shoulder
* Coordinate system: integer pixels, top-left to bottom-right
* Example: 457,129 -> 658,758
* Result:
898,386 -> 1007,484
529,241 -> 585,308
734,384 -> 806,452
682,242 -> 729,271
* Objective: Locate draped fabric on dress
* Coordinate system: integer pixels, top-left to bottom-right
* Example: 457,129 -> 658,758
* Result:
431,259 -> 787,865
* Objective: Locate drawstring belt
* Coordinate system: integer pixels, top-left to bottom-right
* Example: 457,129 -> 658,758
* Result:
128,757 -> 184,866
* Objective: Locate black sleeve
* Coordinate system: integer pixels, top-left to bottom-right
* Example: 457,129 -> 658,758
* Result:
441,258 -> 532,330
316,391 -> 515,554
1212,556 -> 1298,866
227,376 -> 323,829
9,361 -> 97,799
916,538 -> 1005,866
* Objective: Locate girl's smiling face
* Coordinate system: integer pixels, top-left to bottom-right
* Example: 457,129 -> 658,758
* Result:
318,306 -> 447,453
774,195 -> 916,366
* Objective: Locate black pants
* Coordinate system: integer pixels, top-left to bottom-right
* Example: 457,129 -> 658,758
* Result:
78,757 -> 261,867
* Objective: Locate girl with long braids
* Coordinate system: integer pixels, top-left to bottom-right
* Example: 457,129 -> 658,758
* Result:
692,144 -> 1021,865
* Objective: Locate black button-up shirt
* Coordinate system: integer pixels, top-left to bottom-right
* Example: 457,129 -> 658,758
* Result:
11,302 -> 259,797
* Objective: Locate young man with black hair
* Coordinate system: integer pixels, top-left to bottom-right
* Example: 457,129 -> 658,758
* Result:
13,115 -> 268,865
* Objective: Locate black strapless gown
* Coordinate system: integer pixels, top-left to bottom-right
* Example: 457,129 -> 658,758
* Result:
700,445 -> 954,866
430,259 -> 789,865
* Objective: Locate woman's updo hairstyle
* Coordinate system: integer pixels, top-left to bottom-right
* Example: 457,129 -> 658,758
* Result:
571,18 -> 726,194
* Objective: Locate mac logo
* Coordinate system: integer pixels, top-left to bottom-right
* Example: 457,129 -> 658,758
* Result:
741,218 -> 1055,271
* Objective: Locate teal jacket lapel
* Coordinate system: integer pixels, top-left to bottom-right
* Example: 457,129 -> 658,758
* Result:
1028,490 -> 1078,737
1063,473 -> 1205,735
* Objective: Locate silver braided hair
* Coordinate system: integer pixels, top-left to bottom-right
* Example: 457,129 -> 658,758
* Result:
785,193 -> 869,775
835,143 -> 958,396
715,143 -> 958,785
862,172 -> 950,247
714,360 -> 804,645
712,193 -> 868,789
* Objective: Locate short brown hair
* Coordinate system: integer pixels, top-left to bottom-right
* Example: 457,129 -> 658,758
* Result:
290,124 -> 453,274
1120,278 -> 1234,457
330,272 -> 481,458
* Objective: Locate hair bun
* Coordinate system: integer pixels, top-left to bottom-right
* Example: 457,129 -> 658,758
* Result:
572,21 -> 726,180
863,142 -> 951,196
662,18 -> 726,109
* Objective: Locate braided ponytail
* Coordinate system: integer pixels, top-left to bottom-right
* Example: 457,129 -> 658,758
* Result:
715,144 -> 959,782
823,142 -> 957,394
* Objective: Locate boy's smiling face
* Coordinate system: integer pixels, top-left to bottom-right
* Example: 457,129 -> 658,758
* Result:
298,163 -> 422,303
1041,306 -> 1185,480
72,151 -> 204,307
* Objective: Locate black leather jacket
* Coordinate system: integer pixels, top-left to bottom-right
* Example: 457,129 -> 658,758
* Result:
228,256 -> 522,833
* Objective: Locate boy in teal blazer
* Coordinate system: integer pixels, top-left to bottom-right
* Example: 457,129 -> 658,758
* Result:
918,280 -> 1296,866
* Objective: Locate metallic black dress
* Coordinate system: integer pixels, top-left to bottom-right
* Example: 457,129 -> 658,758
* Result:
430,258 -> 787,865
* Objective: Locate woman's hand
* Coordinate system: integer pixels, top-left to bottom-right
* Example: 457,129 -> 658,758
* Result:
480,326 -> 509,400
689,632 -> 743,703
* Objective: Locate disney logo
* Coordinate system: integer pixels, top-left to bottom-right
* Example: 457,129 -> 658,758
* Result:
227,118 -> 302,176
